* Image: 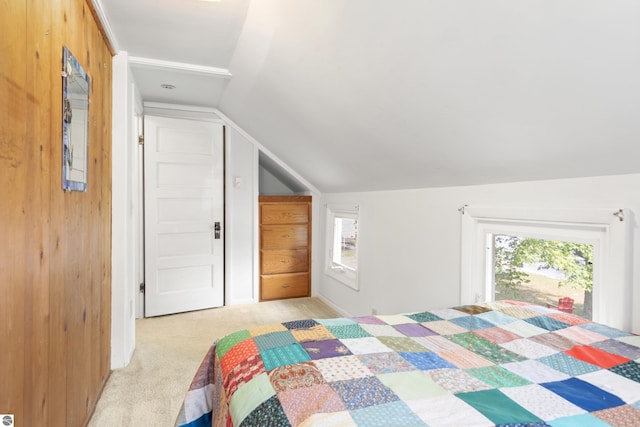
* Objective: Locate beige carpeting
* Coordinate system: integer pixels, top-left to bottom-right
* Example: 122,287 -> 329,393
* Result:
88,297 -> 339,427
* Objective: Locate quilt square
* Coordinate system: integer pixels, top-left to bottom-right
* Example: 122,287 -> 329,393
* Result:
399,351 -> 456,371
359,323 -> 406,338
501,384 -> 586,421
374,314 -> 417,325
377,371 -> 447,400
405,394 -> 493,426
449,315 -> 494,331
268,362 -> 325,393
315,318 -> 357,327
609,360 -> 640,383
500,338 -> 558,359
219,338 -> 260,376
253,331 -> 296,351
297,411 -> 356,427
580,369 -> 640,404
358,352 -> 416,374
248,323 -> 288,337
453,304 -> 492,315
530,332 -> 577,352
260,343 -> 312,371
456,389 -> 543,425
291,325 -> 335,343
542,377 -> 626,412
476,309 -> 519,326
313,355 -> 373,381
592,339 -> 640,361
393,322 -> 436,337
447,332 -> 525,364
498,306 -> 541,319
538,352 -> 600,376
500,320 -> 548,338
278,383 -> 345,426
524,315 -> 572,332
302,339 -> 351,360
352,315 -> 387,325
216,330 -> 251,359
546,311 -> 591,326
406,311 -> 443,323
422,320 -> 469,335
580,323 -> 630,339
414,335 -> 465,352
617,335 -> 640,349
330,376 -> 399,410
349,401 -> 424,426
555,326 -> 610,345
223,353 -> 265,397
429,308 -> 470,320
593,404 -> 640,426
326,324 -> 372,339
548,413 -> 614,427
438,348 -> 494,369
281,319 -> 319,329
565,345 -> 630,369
428,368 -> 493,394
237,394 -> 289,427
229,373 -> 276,426
341,337 -> 393,355
502,360 -> 570,384
466,365 -> 531,388
473,326 -> 522,344
377,336 -> 429,353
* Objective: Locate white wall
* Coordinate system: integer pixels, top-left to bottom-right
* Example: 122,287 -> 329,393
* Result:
111,51 -> 141,369
225,127 -> 259,305
319,173 -> 640,333
259,166 -> 295,195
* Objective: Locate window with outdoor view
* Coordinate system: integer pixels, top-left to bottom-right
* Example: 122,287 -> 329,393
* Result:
460,206 -> 633,331
492,234 -> 593,319
325,205 -> 359,290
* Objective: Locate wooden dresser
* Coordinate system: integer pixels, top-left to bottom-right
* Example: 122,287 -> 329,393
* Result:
259,196 -> 311,301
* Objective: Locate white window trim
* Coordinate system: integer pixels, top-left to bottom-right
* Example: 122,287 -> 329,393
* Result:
325,204 -> 359,291
461,206 -> 633,331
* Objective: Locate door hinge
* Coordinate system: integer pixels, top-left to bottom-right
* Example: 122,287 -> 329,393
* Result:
139,282 -> 145,293
138,135 -> 144,145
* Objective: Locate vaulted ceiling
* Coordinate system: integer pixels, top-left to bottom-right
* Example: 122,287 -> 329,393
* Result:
97,0 -> 640,193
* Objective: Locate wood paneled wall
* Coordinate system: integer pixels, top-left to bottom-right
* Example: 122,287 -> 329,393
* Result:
1,0 -> 112,426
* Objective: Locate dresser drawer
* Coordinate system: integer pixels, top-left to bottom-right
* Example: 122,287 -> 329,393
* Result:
261,203 -> 309,224
260,273 -> 310,300
261,249 -> 309,274
260,224 -> 308,249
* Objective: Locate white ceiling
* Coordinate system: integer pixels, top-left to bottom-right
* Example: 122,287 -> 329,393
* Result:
98,0 -> 640,193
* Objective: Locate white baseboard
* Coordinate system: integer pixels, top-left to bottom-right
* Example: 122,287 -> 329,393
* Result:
316,295 -> 352,318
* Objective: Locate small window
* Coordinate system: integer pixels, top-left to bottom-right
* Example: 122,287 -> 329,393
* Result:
325,205 -> 359,290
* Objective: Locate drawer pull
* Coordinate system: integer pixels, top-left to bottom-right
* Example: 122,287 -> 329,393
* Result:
282,285 -> 290,288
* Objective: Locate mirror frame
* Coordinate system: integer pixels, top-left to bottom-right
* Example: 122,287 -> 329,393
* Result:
62,46 -> 90,192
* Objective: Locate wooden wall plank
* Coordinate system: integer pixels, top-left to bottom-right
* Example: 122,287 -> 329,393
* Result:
24,0 -> 53,424
47,0 -> 70,422
0,0 -> 28,423
3,0 -> 112,425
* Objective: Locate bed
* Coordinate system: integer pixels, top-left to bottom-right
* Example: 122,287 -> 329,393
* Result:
175,300 -> 640,426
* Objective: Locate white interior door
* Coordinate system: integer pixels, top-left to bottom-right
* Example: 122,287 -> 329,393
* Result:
144,115 -> 224,317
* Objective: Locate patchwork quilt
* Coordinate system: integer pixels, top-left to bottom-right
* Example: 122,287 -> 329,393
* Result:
175,301 -> 640,426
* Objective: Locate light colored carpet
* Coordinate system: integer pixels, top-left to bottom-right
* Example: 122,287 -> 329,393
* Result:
88,297 -> 338,427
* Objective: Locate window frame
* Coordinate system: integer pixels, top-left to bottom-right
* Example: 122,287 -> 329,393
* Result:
460,206 -> 633,331
325,204 -> 360,290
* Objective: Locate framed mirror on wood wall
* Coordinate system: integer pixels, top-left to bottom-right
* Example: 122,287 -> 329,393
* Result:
62,46 -> 90,192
